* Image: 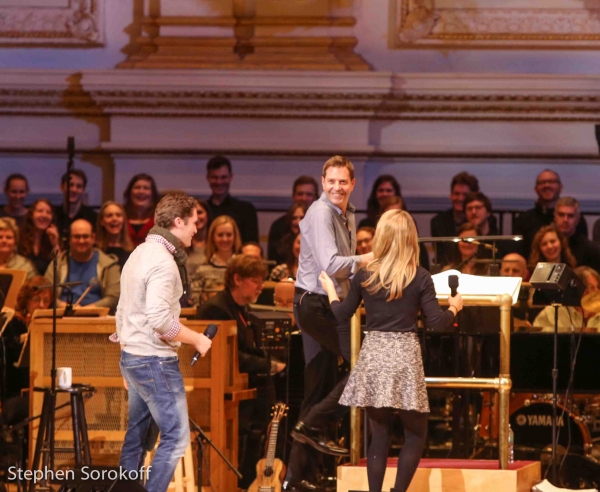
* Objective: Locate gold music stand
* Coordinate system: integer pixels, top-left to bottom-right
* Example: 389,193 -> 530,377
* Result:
348,270 -> 521,471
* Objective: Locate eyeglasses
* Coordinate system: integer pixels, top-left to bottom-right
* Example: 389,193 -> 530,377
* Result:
71,234 -> 92,240
536,179 -> 560,186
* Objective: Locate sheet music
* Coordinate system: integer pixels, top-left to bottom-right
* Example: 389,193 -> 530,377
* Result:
432,270 -> 522,304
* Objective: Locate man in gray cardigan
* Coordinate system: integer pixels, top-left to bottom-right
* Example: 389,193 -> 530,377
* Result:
114,192 -> 212,492
44,219 -> 120,313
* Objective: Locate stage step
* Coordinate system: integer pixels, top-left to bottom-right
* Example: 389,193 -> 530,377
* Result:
338,458 -> 541,492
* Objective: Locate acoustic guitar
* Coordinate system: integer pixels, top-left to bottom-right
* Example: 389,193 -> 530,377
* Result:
248,402 -> 288,492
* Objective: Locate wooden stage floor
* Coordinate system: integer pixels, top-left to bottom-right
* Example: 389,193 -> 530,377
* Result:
337,458 -> 541,492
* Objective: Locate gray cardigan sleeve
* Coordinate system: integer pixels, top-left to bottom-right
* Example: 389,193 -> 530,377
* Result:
95,261 -> 121,312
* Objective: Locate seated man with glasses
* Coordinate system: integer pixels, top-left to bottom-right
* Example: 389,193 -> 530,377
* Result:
464,191 -> 517,259
44,218 -> 121,314
514,169 -> 587,259
464,192 -> 496,236
195,254 -> 285,489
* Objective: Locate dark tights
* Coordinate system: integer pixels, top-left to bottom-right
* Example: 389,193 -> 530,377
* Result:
366,407 -> 428,492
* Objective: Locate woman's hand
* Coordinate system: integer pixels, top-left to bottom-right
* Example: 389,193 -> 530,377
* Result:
448,292 -> 463,314
319,271 -> 335,295
46,224 -> 60,247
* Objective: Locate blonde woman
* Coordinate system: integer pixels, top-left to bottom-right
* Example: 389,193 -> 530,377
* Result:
191,215 -> 241,305
0,217 -> 37,280
319,210 -> 463,492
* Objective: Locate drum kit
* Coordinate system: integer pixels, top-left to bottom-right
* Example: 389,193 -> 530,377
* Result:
478,391 -> 600,461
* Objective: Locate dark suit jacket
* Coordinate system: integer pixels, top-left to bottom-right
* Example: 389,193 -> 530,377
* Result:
431,208 -> 508,265
430,209 -> 464,266
195,289 -> 270,377
514,202 -> 588,260
54,204 -> 98,244
207,194 -> 259,243
568,234 -> 600,274
267,214 -> 288,263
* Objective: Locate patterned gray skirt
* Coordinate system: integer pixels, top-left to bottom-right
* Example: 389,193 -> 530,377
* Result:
339,331 -> 429,412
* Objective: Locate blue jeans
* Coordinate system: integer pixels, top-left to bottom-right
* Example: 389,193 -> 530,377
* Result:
120,351 -> 190,492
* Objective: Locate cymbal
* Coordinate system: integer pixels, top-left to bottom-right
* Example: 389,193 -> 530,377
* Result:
581,290 -> 600,313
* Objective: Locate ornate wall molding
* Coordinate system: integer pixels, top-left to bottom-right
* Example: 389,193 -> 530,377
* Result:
1,70 -> 599,122
393,0 -> 600,49
0,0 -> 104,46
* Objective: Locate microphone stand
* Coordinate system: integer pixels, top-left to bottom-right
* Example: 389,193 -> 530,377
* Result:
430,242 -> 442,275
489,240 -> 500,276
49,137 -> 75,468
28,138 -> 74,488
64,136 -> 74,285
62,285 -> 75,318
51,138 -> 74,464
49,217 -> 59,471
455,251 -> 478,272
189,417 -> 242,487
550,302 -> 560,484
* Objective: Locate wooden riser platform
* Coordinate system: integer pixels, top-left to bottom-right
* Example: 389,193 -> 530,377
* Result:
338,458 -> 541,492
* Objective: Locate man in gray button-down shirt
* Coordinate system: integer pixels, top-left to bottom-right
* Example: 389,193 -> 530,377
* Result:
284,156 -> 373,490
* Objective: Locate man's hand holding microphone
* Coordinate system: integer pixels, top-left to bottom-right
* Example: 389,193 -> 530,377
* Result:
190,323 -> 217,365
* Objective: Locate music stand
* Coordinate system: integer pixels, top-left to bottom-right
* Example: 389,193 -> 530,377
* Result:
0,270 -> 26,311
530,262 -> 584,485
0,271 -> 18,420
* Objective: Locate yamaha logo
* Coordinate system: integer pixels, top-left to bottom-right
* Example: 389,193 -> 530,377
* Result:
515,413 -> 564,427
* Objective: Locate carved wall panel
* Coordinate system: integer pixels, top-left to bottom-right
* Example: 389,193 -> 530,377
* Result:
0,0 -> 104,46
119,0 -> 369,70
392,0 -> 600,49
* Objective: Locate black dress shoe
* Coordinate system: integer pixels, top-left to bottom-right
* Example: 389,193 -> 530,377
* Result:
290,421 -> 349,456
282,479 -> 319,491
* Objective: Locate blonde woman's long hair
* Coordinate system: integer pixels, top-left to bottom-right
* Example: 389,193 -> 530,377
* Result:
362,210 -> 419,301
204,215 -> 242,260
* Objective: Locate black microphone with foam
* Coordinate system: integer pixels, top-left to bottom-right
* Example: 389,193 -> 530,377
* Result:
448,274 -> 459,297
190,323 -> 218,365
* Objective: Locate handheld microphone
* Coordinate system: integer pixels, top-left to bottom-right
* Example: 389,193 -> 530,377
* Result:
191,323 -> 218,366
448,275 -> 459,297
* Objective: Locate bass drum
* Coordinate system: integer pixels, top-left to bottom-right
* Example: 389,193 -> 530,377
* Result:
510,402 -> 592,459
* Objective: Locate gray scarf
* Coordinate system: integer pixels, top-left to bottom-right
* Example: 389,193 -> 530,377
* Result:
148,225 -> 189,294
